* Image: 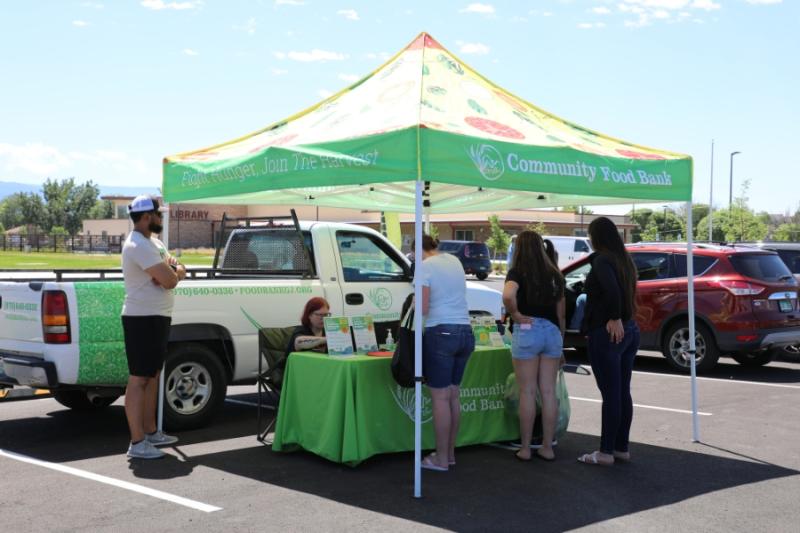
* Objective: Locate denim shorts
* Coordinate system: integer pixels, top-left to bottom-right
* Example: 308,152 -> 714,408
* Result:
511,318 -> 563,359
423,324 -> 476,389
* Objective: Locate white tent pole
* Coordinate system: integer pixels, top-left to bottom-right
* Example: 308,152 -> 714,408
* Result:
686,200 -> 700,442
413,180 -> 423,498
158,203 -> 169,433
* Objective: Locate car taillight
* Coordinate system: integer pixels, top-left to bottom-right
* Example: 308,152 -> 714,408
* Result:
714,280 -> 765,296
42,290 -> 71,344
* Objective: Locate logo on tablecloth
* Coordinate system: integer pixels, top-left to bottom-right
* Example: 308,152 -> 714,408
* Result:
390,385 -> 433,424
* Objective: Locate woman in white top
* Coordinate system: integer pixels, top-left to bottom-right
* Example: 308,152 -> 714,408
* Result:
417,234 -> 475,472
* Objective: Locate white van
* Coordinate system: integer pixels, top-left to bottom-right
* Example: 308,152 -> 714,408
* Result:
542,236 -> 593,269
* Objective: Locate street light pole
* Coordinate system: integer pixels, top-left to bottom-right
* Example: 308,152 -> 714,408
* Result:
729,151 -> 741,212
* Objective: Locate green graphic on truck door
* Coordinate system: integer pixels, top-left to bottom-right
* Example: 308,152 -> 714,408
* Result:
74,282 -> 128,385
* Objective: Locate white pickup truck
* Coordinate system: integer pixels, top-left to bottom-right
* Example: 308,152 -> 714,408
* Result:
0,216 -> 502,429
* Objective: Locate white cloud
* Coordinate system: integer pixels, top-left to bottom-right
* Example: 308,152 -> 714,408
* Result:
578,21 -> 606,29
458,41 -> 490,55
337,9 -> 360,21
592,6 -> 612,14
745,0 -> 782,4
275,0 -> 304,5
0,143 -> 147,177
0,143 -> 72,175
72,20 -> 90,27
365,52 -> 391,61
338,73 -> 360,82
287,49 -> 347,62
183,48 -> 199,56
141,0 -> 201,11
653,9 -> 671,18
81,2 -> 104,8
691,0 -> 720,10
233,17 -> 257,35
272,68 -> 288,75
459,3 -> 495,14
273,51 -> 286,60
318,89 -> 334,98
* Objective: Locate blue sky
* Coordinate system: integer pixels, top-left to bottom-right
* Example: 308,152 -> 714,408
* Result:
0,0 -> 797,215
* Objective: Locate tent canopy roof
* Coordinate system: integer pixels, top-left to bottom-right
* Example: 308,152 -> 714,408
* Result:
163,33 -> 692,212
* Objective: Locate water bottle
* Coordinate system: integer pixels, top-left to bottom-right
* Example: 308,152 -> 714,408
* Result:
384,330 -> 395,351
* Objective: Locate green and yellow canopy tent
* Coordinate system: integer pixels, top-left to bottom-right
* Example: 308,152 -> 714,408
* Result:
163,32 -> 701,497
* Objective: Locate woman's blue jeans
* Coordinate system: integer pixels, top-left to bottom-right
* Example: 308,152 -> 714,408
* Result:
587,320 -> 640,454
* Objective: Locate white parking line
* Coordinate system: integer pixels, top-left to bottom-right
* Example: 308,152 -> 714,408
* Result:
569,396 -> 712,416
632,370 -> 800,390
0,448 -> 221,513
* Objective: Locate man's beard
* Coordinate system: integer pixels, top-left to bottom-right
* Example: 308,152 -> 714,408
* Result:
149,222 -> 163,234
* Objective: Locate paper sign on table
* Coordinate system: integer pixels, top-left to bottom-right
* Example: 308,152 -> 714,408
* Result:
324,317 -> 354,356
351,315 -> 378,353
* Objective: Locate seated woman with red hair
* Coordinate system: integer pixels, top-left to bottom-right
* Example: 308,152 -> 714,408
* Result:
287,297 -> 330,354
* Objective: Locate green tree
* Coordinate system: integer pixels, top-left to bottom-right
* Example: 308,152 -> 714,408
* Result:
773,223 -> 800,242
627,208 -> 653,242
88,199 -> 114,220
41,178 -> 100,234
0,192 -> 47,230
676,203 -> 710,238
485,215 -> 511,259
525,220 -> 547,235
428,224 -> 439,241
639,209 -> 684,241
558,205 -> 594,215
696,208 -> 768,242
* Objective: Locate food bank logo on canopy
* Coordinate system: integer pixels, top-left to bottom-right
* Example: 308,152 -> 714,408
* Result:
468,144 -> 504,181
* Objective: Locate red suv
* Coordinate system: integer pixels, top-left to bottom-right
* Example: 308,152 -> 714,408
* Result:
563,243 -> 800,372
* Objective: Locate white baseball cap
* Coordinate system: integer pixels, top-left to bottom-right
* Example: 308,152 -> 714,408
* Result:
127,195 -> 166,214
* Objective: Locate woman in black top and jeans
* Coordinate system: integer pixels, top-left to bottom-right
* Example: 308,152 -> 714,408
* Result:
578,217 -> 641,466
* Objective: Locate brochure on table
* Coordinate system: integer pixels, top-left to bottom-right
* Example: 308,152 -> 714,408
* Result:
351,315 -> 379,353
470,315 -> 505,348
324,317 -> 355,356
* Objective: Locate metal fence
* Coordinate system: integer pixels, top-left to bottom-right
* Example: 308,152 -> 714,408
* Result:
0,234 -> 126,253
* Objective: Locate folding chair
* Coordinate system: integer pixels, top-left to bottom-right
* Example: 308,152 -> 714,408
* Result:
257,326 -> 297,443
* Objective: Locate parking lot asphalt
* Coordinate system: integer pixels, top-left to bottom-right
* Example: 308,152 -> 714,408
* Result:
2,352 -> 799,533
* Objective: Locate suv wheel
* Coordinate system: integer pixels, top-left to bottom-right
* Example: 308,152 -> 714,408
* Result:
662,321 -> 720,373
731,351 -> 775,367
476,272 -> 488,281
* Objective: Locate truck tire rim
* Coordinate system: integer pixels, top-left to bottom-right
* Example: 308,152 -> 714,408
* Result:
668,328 -> 706,368
166,362 -> 211,416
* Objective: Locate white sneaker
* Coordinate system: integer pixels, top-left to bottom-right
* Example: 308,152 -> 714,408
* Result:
127,440 -> 165,459
145,431 -> 178,447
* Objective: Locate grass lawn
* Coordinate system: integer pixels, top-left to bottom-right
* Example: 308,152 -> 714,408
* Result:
0,251 -> 215,270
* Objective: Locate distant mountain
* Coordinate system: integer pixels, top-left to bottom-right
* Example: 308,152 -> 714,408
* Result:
0,180 -> 160,200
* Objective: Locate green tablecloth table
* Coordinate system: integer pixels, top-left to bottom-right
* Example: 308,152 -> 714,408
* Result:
272,346 -> 518,464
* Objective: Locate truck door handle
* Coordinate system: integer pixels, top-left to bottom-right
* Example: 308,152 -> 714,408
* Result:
345,293 -> 364,305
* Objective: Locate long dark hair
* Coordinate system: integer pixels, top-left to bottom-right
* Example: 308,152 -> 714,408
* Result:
588,217 -> 637,314
512,230 -> 564,305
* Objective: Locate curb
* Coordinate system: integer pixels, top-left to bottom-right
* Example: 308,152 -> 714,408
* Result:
0,388 -> 51,401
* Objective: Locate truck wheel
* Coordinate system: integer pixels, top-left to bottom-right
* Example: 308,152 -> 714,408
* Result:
731,351 -> 775,367
476,272 -> 489,281
164,343 -> 227,431
662,321 -> 720,373
53,390 -> 119,410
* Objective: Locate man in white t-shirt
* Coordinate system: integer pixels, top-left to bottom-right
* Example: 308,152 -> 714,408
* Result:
121,195 -> 186,460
